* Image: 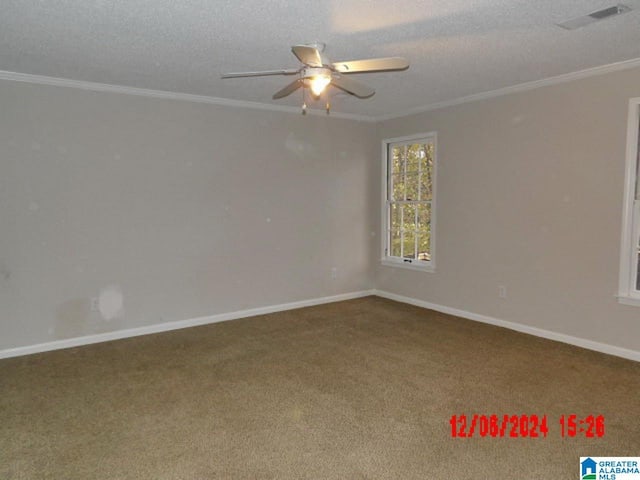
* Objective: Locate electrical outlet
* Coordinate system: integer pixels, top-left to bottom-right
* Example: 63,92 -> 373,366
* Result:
331,267 -> 338,279
498,285 -> 507,298
90,297 -> 99,312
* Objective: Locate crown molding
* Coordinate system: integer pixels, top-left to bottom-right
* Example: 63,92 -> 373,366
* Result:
0,70 -> 375,123
374,56 -> 640,122
3,56 -> 640,124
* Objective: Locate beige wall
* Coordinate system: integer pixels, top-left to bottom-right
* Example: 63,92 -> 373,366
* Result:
375,66 -> 640,352
3,65 -> 640,355
0,81 -> 378,350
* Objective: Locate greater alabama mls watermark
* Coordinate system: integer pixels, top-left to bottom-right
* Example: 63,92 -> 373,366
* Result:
580,457 -> 640,480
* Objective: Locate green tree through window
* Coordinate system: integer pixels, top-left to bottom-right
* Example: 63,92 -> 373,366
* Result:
385,135 -> 436,268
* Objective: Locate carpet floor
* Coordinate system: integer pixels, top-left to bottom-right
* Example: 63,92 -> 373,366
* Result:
1,296 -> 639,479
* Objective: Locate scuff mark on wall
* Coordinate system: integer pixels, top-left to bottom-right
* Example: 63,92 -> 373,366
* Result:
98,284 -> 124,321
0,262 -> 11,282
55,299 -> 89,338
284,132 -> 319,160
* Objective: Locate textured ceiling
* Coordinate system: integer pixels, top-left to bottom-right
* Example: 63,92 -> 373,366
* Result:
2,0 -> 640,117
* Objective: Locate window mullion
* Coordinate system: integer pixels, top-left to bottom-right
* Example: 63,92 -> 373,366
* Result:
403,144 -> 407,201
387,145 -> 393,202
386,143 -> 393,254
400,205 -> 404,258
414,205 -> 418,260
418,145 -> 422,201
633,200 -> 640,292
386,145 -> 393,257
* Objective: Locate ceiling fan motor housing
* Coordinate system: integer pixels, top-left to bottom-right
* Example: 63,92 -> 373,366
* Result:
302,67 -> 333,80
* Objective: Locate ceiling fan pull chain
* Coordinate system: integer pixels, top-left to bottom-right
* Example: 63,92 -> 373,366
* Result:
301,85 -> 307,115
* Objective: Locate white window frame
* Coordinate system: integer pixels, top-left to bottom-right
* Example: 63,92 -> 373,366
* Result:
618,97 -> 640,306
381,132 -> 437,272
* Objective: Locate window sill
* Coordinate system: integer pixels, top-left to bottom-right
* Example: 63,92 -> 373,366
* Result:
381,258 -> 435,273
617,295 -> 640,307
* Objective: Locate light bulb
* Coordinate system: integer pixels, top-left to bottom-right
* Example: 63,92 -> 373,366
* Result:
309,75 -> 331,97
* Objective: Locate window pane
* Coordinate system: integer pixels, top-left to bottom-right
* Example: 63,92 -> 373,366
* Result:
417,203 -> 431,262
392,173 -> 405,200
425,142 -> 435,159
390,203 -> 401,230
404,204 -> 417,232
420,144 -> 434,200
403,230 -> 416,259
421,144 -> 434,170
391,147 -> 402,175
406,145 -> 420,174
417,229 -> 431,261
417,203 -> 431,230
405,173 -> 419,200
390,229 -> 402,257
391,146 -> 405,176
420,166 -> 433,200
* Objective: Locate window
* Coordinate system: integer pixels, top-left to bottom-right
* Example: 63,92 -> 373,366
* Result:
618,98 -> 640,305
382,133 -> 436,271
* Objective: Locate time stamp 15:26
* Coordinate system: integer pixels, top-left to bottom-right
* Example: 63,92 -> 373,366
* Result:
449,414 -> 605,438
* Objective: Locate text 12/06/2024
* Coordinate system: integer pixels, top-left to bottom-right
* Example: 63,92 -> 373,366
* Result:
450,414 -> 605,438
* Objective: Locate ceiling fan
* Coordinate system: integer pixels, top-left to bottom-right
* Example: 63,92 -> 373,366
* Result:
221,43 -> 409,114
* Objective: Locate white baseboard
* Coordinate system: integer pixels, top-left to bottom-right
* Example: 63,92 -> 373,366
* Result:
0,290 -> 375,359
374,290 -> 640,363
5,288 -> 638,363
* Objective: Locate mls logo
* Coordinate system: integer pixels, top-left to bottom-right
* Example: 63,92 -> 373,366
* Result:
581,457 -> 597,479
580,457 -> 640,479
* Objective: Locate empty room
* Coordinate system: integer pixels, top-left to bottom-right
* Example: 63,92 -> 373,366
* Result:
2,1 -> 640,478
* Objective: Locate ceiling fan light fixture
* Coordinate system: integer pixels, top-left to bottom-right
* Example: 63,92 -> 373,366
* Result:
309,75 -> 331,96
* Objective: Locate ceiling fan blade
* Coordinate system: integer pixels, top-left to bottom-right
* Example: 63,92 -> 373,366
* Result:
291,45 -> 323,67
332,57 -> 409,73
272,79 -> 302,99
221,69 -> 299,79
330,76 -> 375,98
